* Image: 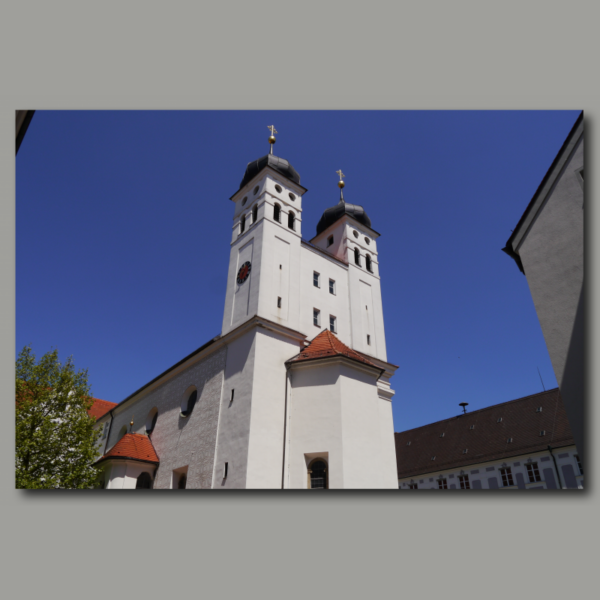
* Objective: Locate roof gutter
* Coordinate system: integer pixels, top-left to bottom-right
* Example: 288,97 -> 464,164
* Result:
547,445 -> 564,490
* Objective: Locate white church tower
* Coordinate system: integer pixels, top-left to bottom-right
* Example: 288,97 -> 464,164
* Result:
95,126 -> 398,490
216,128 -> 398,488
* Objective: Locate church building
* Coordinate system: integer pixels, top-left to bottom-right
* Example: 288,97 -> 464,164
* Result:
92,128 -> 399,489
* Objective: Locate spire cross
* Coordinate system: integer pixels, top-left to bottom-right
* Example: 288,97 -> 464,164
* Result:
267,125 -> 278,136
336,169 -> 345,181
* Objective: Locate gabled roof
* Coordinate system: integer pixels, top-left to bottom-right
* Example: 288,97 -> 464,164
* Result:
88,398 -> 117,420
96,433 -> 159,465
503,111 -> 583,273
395,388 -> 575,479
288,329 -> 379,371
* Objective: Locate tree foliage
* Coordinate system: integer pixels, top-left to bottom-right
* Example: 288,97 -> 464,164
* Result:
16,346 -> 103,489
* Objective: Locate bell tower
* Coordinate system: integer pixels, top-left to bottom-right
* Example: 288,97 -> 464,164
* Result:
221,127 -> 308,336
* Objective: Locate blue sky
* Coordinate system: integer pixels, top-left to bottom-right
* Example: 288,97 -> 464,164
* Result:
16,110 -> 580,432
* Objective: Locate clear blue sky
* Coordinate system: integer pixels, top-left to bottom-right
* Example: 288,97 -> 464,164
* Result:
16,110 -> 580,432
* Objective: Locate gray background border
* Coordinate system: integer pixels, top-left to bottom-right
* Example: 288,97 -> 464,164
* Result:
1,2 -> 597,599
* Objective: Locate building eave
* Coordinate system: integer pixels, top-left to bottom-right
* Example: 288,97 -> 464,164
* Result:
503,111 -> 583,272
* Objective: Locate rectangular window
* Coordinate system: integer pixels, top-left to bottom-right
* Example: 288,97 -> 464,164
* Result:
329,315 -> 337,333
409,483 -> 418,489
329,279 -> 336,295
500,467 -> 514,487
313,271 -> 320,288
277,296 -> 282,308
526,462 -> 541,483
313,309 -> 320,327
438,479 -> 448,489
458,475 -> 470,489
327,235 -> 334,247
575,455 -> 583,475
367,334 -> 371,345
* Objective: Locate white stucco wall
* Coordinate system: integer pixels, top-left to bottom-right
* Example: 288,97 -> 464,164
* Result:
287,359 -> 397,489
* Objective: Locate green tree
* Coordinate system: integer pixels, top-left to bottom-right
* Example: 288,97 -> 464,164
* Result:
16,346 -> 103,489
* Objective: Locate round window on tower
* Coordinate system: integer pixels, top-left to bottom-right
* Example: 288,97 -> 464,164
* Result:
275,184 -> 282,194
353,230 -> 359,238
241,196 -> 247,206
253,186 -> 259,196
364,237 -> 370,245
289,193 -> 296,201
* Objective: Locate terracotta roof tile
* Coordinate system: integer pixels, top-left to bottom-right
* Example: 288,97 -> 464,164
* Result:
96,433 -> 159,465
289,329 -> 379,369
88,398 -> 118,420
395,389 -> 575,479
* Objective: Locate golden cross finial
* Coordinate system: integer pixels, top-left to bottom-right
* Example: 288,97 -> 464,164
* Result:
336,169 -> 345,181
267,125 -> 278,153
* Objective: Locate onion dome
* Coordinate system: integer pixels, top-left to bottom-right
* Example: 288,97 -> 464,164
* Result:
316,199 -> 372,236
239,154 -> 301,190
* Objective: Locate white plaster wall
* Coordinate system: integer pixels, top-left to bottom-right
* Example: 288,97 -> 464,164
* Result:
348,263 -> 387,361
105,346 -> 226,489
338,364 -> 396,488
398,445 -> 582,489
377,398 -> 400,488
518,137 -> 584,388
288,363 -> 344,489
245,329 -> 303,488
288,359 -> 396,489
213,329 -> 257,489
299,245 -> 351,347
104,460 -> 156,489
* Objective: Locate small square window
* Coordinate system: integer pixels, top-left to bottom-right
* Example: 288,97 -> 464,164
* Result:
462,449 -> 468,454
327,235 -> 334,247
507,438 -> 513,443
536,406 -> 543,413
469,425 -> 475,430
313,272 -> 320,288
329,315 -> 337,333
313,309 -> 320,327
497,417 -> 503,423
329,279 -> 336,295
540,430 -> 546,436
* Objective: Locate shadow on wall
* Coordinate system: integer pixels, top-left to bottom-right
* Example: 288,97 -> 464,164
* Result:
560,285 -> 585,471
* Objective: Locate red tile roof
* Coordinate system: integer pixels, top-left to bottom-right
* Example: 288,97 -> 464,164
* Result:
395,389 -> 575,479
96,433 -> 159,465
88,398 -> 117,420
288,329 -> 379,369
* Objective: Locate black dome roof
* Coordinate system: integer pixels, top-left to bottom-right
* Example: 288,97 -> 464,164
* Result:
239,154 -> 301,189
316,199 -> 372,236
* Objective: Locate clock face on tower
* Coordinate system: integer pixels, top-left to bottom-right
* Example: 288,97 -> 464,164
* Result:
237,261 -> 252,284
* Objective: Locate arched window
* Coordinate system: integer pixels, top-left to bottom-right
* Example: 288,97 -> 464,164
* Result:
136,472 -> 152,489
252,204 -> 258,224
178,474 -> 187,489
146,408 -> 158,434
274,203 -> 281,223
288,211 -> 295,231
240,214 -> 246,234
365,254 -> 372,273
181,390 -> 197,417
308,459 -> 328,489
354,248 -> 361,266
